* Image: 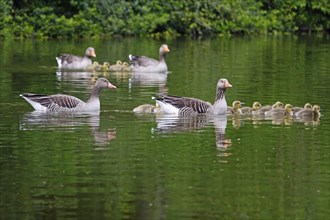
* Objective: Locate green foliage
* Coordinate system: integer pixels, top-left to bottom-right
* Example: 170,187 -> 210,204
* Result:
0,0 -> 13,38
1,0 -> 329,39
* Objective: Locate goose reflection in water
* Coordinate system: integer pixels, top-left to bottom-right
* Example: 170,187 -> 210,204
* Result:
131,72 -> 168,86
129,71 -> 169,98
130,71 -> 168,92
211,116 -> 232,149
56,71 -> 99,91
152,114 -> 231,150
19,111 -> 116,146
153,114 -> 209,133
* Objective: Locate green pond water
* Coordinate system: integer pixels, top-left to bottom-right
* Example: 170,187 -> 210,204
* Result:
0,36 -> 329,220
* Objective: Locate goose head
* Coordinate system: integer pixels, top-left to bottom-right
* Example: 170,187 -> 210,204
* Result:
217,78 -> 232,90
215,78 -> 232,101
86,47 -> 96,58
95,77 -> 117,89
160,44 -> 170,54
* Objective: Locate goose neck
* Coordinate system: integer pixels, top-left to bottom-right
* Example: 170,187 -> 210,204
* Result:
87,86 -> 101,102
215,88 -> 226,102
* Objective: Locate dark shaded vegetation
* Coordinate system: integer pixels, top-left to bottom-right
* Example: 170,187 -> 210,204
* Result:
1,0 -> 329,39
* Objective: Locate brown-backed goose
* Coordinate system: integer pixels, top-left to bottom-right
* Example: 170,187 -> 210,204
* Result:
20,78 -> 116,112
155,78 -> 232,116
56,47 -> 96,69
265,104 -> 294,117
129,44 -> 170,72
295,105 -> 321,118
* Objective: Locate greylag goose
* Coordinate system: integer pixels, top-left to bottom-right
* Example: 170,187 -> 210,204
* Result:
56,47 -> 96,69
155,78 -> 232,116
295,105 -> 321,118
241,101 -> 262,115
265,104 -> 294,117
20,78 -> 116,112
129,44 -> 170,72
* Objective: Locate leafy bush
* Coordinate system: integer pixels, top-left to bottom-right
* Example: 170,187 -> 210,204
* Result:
1,0 -> 329,39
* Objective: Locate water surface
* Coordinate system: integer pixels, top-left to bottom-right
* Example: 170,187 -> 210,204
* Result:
0,36 -> 329,220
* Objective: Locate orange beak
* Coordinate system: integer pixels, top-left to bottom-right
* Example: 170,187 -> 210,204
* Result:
91,50 -> 96,57
108,82 -> 117,89
164,45 -> 170,53
225,81 -> 232,88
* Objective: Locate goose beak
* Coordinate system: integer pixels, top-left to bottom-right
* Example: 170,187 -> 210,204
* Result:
108,82 -> 117,89
164,45 -> 170,53
91,50 -> 96,57
225,81 -> 232,88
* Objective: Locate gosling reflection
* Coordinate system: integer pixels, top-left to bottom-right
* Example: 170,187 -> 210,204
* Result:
19,111 -> 116,146
230,112 -> 319,127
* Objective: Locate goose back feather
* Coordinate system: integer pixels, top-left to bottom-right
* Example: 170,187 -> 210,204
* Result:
156,95 -> 213,116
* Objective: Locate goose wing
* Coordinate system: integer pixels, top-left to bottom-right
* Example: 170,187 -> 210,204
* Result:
21,93 -> 83,110
158,95 -> 212,114
58,54 -> 83,64
129,55 -> 159,67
